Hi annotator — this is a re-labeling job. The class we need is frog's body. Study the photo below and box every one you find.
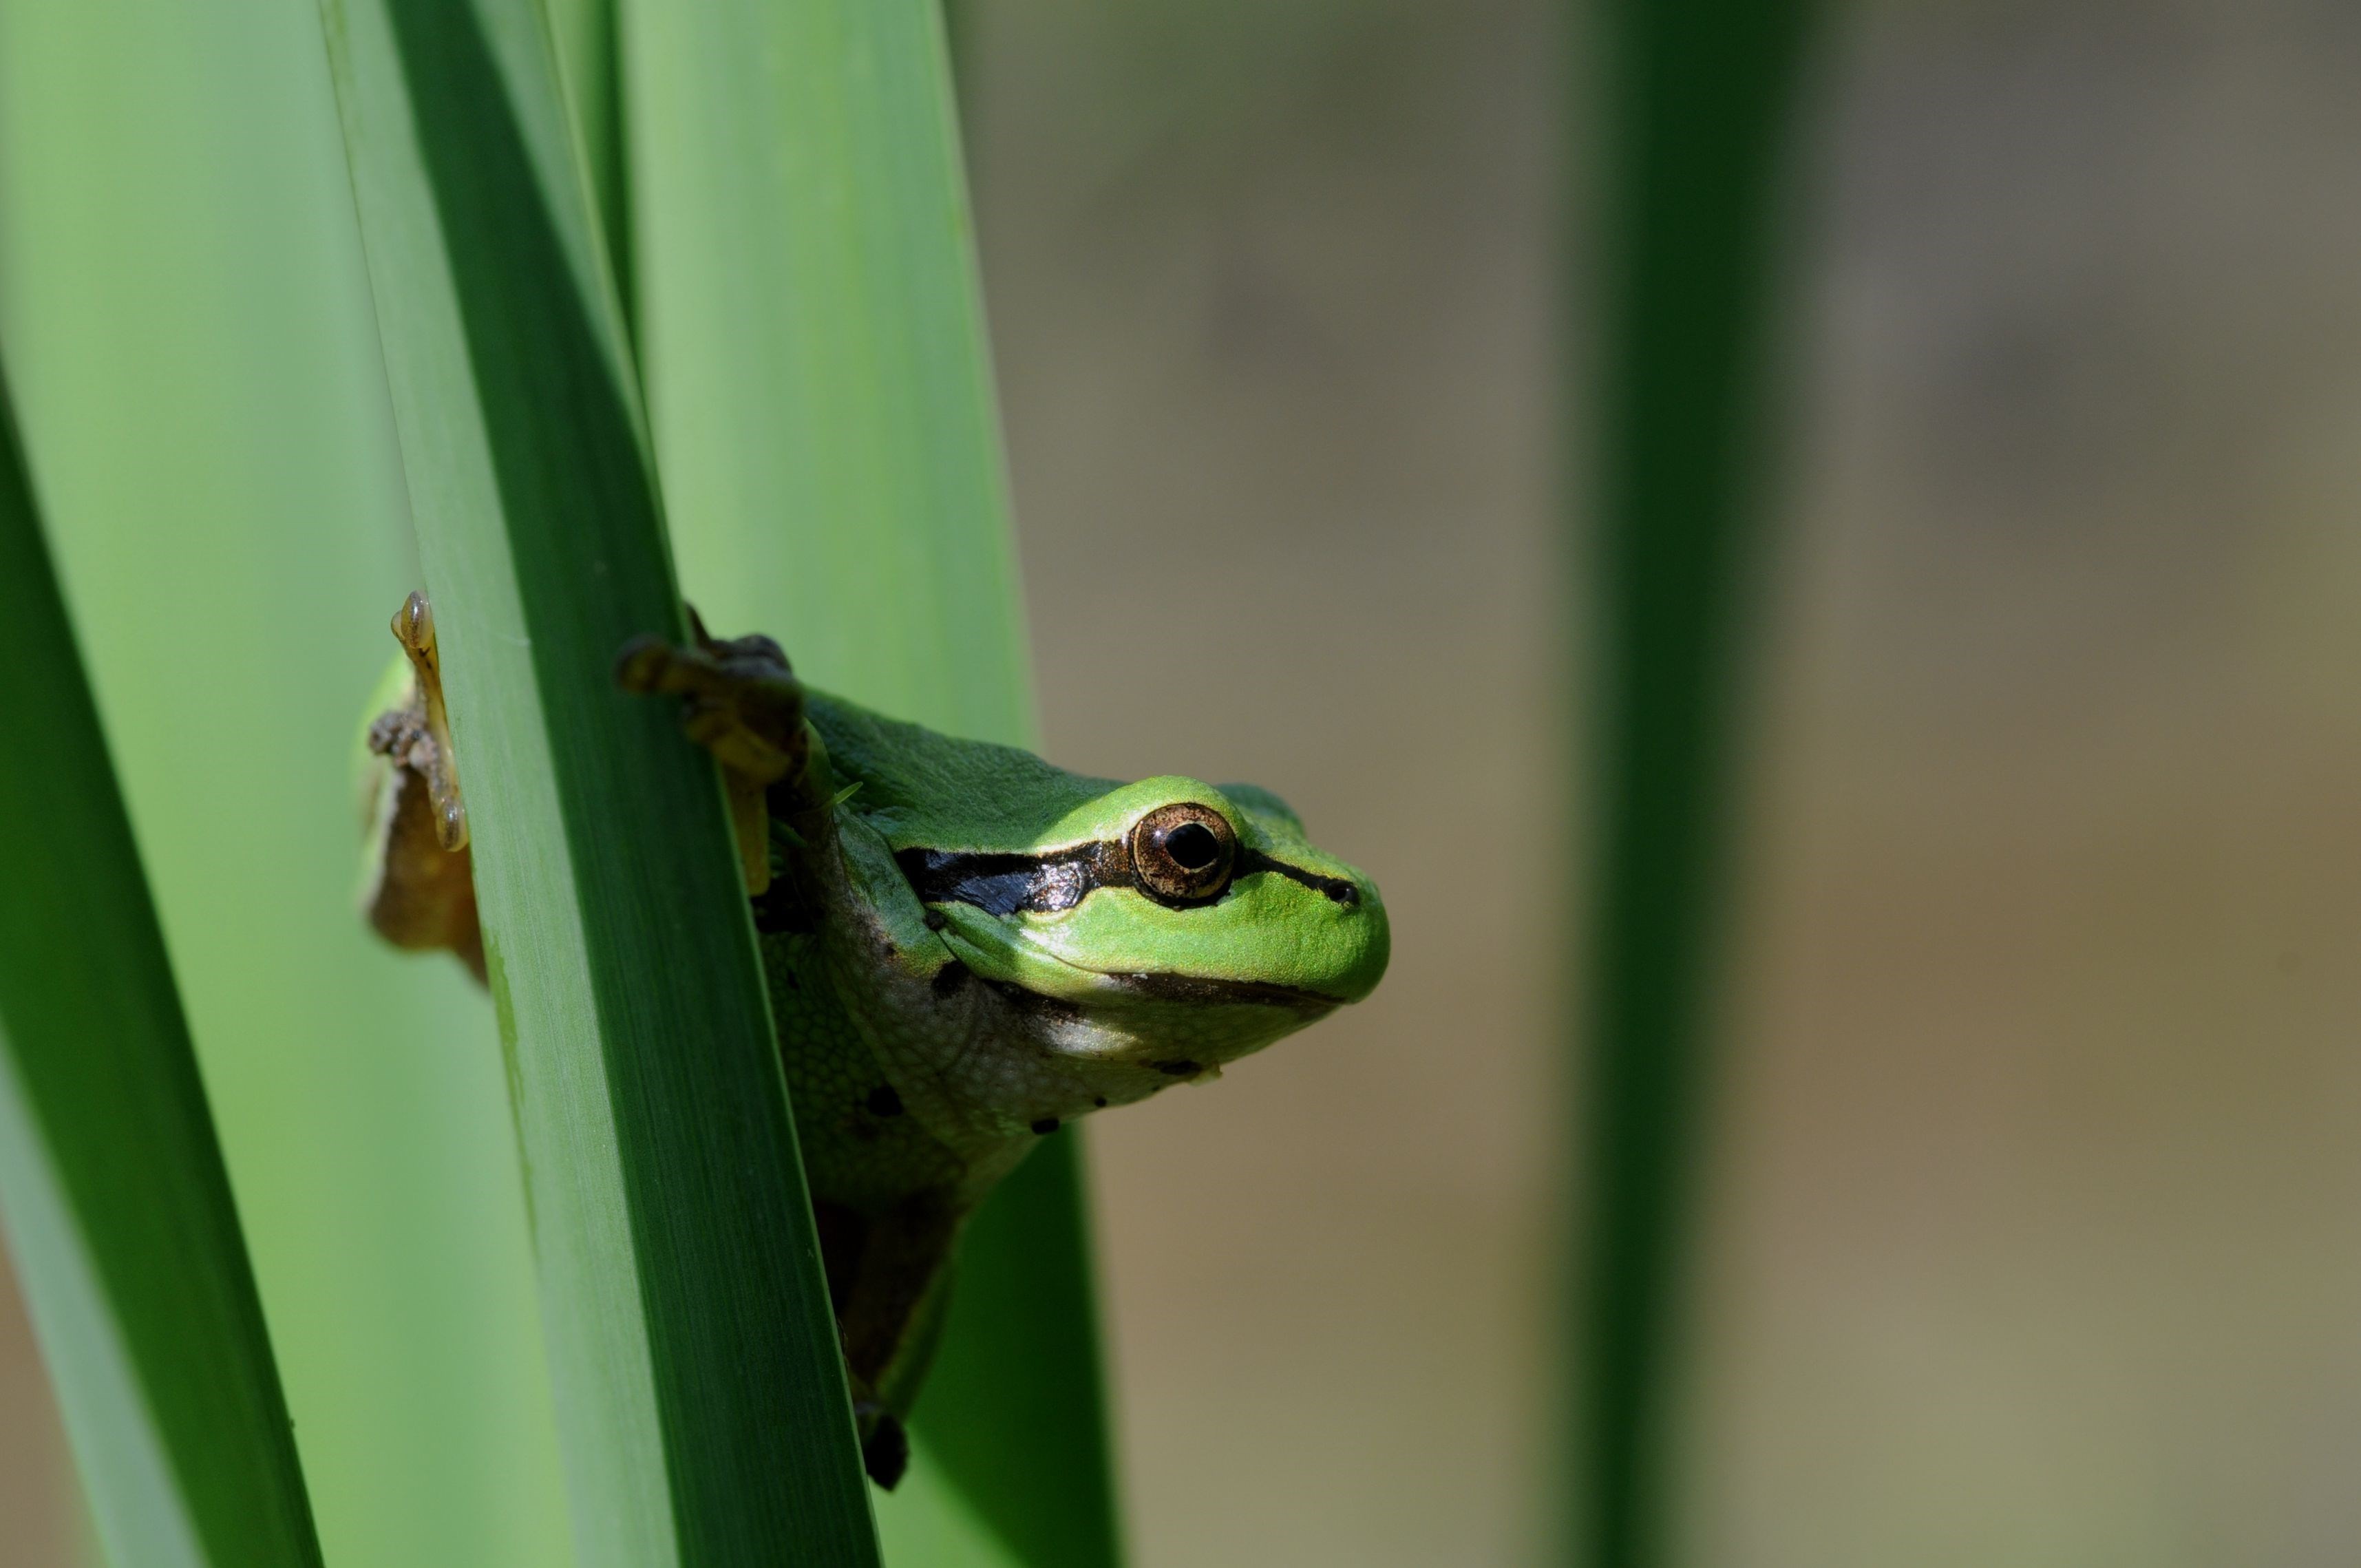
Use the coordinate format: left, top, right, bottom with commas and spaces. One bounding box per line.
359, 600, 1388, 1487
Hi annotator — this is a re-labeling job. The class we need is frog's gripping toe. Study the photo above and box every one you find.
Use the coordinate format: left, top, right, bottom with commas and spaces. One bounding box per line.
614, 613, 808, 787
616, 609, 817, 894
363, 591, 483, 981
384, 591, 468, 853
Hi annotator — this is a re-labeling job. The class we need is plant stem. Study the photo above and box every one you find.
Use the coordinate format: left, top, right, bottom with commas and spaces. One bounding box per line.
1570, 0, 1813, 1562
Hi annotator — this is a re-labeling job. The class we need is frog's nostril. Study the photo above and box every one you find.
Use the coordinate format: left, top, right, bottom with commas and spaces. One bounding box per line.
1326, 882, 1357, 907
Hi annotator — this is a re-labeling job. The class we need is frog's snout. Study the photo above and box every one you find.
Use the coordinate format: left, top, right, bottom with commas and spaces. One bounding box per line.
1319, 869, 1390, 1006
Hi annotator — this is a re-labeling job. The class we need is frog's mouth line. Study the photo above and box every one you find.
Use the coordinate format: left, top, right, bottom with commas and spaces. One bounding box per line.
929, 913, 1350, 1015
957, 951, 1347, 1017
1094, 971, 1344, 1013
894, 843, 1357, 918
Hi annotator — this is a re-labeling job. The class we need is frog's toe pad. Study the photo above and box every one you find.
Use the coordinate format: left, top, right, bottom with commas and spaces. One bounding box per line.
860, 1412, 910, 1490
614, 623, 806, 787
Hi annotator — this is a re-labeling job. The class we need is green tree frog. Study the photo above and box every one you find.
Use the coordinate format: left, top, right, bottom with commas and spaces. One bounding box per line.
358, 594, 1388, 1486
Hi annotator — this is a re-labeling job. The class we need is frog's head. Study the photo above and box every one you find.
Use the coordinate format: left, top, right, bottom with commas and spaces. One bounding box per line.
895, 775, 1388, 1074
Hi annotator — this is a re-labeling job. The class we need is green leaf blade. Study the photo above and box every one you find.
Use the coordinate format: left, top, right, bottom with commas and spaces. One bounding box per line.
1570, 0, 1813, 1562
0, 369, 324, 1568
626, 0, 1034, 741
0, 2, 576, 1555
909, 1138, 1122, 1568
319, 1, 881, 1561
623, 3, 1122, 1562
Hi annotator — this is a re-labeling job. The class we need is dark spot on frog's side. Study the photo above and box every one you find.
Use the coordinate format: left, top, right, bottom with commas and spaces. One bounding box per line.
865, 1085, 903, 1118
931, 959, 968, 997
1152, 1059, 1202, 1077
1030, 1118, 1060, 1135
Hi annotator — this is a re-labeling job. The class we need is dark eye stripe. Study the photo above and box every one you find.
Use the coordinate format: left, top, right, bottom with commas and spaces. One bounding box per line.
1238, 852, 1359, 906
893, 845, 1111, 915
893, 845, 1355, 914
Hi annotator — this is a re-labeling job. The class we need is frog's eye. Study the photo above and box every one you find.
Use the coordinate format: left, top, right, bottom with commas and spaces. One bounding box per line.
1128, 803, 1236, 906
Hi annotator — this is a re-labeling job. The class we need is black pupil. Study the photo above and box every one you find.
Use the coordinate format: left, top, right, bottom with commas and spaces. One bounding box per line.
1164, 821, 1222, 872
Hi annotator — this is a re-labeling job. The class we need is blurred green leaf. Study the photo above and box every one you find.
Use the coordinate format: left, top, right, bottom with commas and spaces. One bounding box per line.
0, 5, 573, 1562
1570, 0, 1812, 1564
0, 365, 322, 1568
624, 1, 1121, 1561
544, 0, 633, 348
904, 1137, 1120, 1568
319, 0, 880, 1560
624, 0, 1034, 730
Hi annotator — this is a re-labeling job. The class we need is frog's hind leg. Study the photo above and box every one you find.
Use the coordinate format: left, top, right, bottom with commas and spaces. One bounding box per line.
815, 1194, 962, 1489
615, 610, 820, 897
362, 592, 485, 982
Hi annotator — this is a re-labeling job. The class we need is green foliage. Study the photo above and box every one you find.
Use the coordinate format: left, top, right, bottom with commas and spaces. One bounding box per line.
911, 1138, 1122, 1567
319, 0, 879, 1560
1571, 0, 1813, 1563
0, 368, 322, 1567
1, 0, 1121, 1558
623, 2, 1122, 1562
625, 0, 1035, 729
0, 5, 573, 1560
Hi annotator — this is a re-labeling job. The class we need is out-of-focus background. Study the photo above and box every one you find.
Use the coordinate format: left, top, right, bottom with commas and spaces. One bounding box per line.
6, 0, 2361, 1564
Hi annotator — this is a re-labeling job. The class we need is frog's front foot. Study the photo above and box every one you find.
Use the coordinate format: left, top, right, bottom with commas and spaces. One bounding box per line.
376, 591, 467, 850
615, 609, 812, 894
363, 591, 484, 981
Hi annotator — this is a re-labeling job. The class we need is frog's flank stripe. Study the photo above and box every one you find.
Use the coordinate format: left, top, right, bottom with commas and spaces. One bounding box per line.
893, 845, 1358, 917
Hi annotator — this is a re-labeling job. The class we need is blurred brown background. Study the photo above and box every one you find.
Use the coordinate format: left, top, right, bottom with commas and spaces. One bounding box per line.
8, 0, 2361, 1562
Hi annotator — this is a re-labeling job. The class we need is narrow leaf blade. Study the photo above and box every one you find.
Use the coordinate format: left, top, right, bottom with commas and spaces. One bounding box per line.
624, 2, 1122, 1562
318, 1, 881, 1560
0, 367, 324, 1568
0, 7, 578, 1556
1570, 0, 1812, 1562
625, 0, 1035, 737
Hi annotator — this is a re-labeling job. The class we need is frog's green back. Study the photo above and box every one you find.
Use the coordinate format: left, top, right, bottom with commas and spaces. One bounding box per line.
806, 692, 1117, 851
